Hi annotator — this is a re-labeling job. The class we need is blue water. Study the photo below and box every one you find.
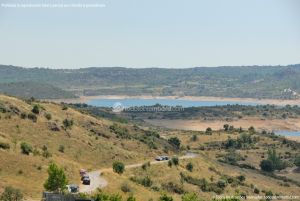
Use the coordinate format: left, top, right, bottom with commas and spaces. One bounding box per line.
87, 98, 259, 108
275, 131, 300, 137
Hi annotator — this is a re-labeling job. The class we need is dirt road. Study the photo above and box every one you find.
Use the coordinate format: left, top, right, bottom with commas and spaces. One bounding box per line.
79, 152, 197, 193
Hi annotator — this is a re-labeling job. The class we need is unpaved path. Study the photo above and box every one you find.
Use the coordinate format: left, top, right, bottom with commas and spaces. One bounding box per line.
79, 153, 197, 193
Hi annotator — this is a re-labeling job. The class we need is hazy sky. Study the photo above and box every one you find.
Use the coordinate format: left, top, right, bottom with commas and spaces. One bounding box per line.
0, 0, 299, 68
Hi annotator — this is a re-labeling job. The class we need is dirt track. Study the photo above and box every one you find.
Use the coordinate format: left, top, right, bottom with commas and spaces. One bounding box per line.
79, 153, 197, 193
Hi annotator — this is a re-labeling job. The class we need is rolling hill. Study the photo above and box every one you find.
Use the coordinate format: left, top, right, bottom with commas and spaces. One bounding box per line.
0, 94, 170, 199
0, 81, 76, 99
0, 64, 300, 99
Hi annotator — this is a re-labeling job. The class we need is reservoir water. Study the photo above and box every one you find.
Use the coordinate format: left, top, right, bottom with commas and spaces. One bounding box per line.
87, 98, 258, 108
275, 131, 300, 137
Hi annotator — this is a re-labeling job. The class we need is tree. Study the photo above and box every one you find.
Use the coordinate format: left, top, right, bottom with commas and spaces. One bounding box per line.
260, 160, 274, 172
168, 137, 181, 150
182, 193, 201, 201
248, 126, 255, 133
113, 161, 125, 174
44, 163, 68, 193
223, 124, 229, 131
20, 142, 33, 155
205, 127, 212, 135
191, 134, 198, 142
159, 194, 173, 201
267, 149, 286, 170
63, 119, 74, 129
294, 156, 300, 168
186, 162, 193, 172
0, 186, 23, 201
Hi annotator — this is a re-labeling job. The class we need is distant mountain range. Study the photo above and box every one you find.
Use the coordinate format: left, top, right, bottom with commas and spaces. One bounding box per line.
0, 64, 300, 99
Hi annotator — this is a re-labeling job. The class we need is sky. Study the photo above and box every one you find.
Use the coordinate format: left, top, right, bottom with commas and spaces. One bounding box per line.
0, 0, 299, 69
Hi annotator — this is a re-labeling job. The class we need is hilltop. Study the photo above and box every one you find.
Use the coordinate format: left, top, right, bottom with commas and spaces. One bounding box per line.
0, 64, 300, 99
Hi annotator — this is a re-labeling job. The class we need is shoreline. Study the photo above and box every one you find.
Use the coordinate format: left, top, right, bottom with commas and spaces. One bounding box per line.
51, 95, 300, 106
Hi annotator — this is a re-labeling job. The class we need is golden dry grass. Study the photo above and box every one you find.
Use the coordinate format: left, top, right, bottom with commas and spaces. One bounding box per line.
0, 95, 165, 199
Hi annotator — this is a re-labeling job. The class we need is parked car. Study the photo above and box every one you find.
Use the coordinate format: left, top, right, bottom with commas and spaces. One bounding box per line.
81, 174, 89, 181
80, 169, 87, 176
66, 184, 79, 193
82, 177, 91, 185
155, 156, 169, 161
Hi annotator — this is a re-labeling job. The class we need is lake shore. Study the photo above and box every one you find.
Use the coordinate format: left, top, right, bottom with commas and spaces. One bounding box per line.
51, 95, 300, 106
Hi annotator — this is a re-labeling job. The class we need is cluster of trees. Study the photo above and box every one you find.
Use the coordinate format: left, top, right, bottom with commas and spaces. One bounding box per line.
260, 149, 288, 172
224, 133, 257, 149
168, 137, 181, 150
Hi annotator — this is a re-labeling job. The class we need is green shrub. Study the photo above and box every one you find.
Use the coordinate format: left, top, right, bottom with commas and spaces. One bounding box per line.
20, 112, 27, 119
0, 142, 10, 150
63, 119, 74, 129
260, 160, 274, 172
236, 175, 245, 182
142, 162, 150, 170
294, 156, 300, 167
186, 162, 193, 172
32, 105, 40, 114
168, 137, 181, 149
126, 195, 136, 201
182, 193, 201, 201
217, 179, 227, 188
62, 105, 68, 110
0, 186, 23, 201
191, 135, 198, 142
58, 145, 65, 153
141, 176, 152, 187
120, 183, 131, 193
42, 150, 52, 158
159, 194, 173, 201
20, 142, 33, 155
162, 182, 184, 194
113, 161, 125, 174
171, 157, 179, 166
254, 187, 260, 194
110, 123, 130, 139
27, 113, 37, 122
44, 113, 52, 120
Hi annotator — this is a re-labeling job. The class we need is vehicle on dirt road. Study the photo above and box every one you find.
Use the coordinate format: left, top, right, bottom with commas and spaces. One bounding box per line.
66, 184, 79, 193
155, 156, 169, 161
82, 177, 91, 185
81, 174, 89, 181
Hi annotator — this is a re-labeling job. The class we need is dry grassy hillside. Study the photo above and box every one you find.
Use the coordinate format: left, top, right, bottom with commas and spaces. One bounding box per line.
98, 130, 300, 200
0, 95, 169, 199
